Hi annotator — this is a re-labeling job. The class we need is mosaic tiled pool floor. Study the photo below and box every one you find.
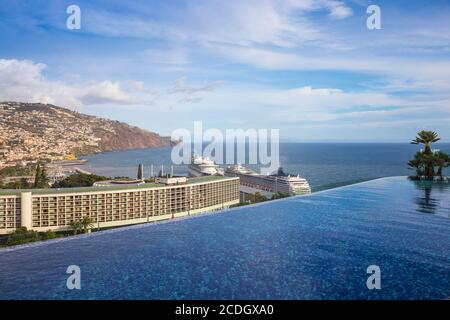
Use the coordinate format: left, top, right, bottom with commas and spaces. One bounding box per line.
0, 177, 449, 299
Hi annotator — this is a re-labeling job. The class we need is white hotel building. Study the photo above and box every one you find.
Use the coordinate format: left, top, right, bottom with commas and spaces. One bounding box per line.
0, 176, 240, 235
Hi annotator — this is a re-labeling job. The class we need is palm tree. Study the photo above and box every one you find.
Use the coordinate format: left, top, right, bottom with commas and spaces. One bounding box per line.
408, 152, 426, 177
68, 220, 83, 235
80, 216, 94, 233
421, 153, 436, 178
408, 159, 421, 177
410, 130, 440, 154
410, 131, 442, 178
435, 151, 450, 177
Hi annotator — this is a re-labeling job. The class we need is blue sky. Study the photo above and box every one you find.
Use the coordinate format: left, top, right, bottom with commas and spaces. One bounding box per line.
1, 0, 450, 142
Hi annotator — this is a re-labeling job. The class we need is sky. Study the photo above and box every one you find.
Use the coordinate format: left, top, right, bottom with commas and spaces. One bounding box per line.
0, 0, 449, 142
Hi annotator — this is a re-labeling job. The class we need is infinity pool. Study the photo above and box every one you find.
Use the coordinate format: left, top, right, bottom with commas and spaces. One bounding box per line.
0, 177, 449, 299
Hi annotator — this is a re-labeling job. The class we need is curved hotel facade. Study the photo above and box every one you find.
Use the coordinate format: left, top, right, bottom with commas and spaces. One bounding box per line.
0, 176, 240, 235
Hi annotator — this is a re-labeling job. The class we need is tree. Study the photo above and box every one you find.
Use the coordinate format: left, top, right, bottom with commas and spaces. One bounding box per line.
43, 230, 58, 239
34, 164, 41, 188
253, 192, 268, 203
410, 130, 440, 154
408, 153, 425, 177
6, 227, 39, 245
34, 163, 49, 188
68, 217, 94, 235
137, 163, 144, 180
52, 173, 109, 188
435, 151, 450, 178
20, 177, 30, 189
80, 216, 94, 233
68, 220, 83, 235
3, 227, 62, 246
271, 192, 290, 200
408, 131, 449, 179
39, 166, 49, 187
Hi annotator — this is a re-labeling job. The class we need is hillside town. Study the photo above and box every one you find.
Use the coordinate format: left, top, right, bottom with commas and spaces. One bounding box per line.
0, 101, 172, 171
0, 101, 106, 169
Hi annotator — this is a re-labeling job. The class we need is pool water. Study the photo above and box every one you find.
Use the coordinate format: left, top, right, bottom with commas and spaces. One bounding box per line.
0, 177, 449, 300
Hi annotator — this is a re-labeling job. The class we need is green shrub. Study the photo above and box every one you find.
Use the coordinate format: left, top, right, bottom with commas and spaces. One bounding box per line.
52, 173, 109, 188
5, 227, 62, 246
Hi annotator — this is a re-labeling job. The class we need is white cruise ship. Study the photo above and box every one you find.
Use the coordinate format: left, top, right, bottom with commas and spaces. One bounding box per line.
188, 155, 224, 177
225, 165, 311, 195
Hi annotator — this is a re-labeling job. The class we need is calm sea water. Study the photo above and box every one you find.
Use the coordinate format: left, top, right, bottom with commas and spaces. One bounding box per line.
81, 143, 450, 191
1, 177, 449, 299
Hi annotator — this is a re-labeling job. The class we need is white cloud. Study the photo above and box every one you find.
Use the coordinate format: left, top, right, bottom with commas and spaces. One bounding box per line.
0, 59, 227, 108
0, 59, 132, 107
208, 45, 450, 94
170, 84, 450, 131
71, 0, 353, 49
183, 0, 322, 47
325, 1, 353, 19
205, 85, 407, 113
167, 76, 225, 94
77, 81, 131, 105
127, 76, 226, 104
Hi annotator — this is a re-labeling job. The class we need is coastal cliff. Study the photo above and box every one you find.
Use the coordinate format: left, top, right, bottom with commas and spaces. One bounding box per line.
0, 101, 173, 165
93, 121, 173, 153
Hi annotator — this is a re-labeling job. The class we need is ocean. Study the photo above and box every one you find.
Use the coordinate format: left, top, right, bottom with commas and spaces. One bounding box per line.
80, 143, 450, 191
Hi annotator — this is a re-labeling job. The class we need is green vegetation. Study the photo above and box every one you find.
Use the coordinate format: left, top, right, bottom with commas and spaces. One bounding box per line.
250, 192, 269, 203
1, 227, 62, 246
0, 220, 96, 247
230, 202, 248, 208
0, 164, 35, 177
271, 192, 290, 200
1, 217, 97, 247
34, 163, 49, 188
52, 172, 109, 188
137, 163, 144, 180
68, 220, 83, 235
410, 130, 440, 154
114, 176, 132, 180
408, 130, 450, 179
0, 162, 48, 189
0, 178, 31, 189
68, 216, 94, 235
435, 151, 450, 177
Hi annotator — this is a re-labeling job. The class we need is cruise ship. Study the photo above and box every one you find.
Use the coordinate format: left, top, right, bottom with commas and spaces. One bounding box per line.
188, 154, 224, 177
225, 164, 311, 195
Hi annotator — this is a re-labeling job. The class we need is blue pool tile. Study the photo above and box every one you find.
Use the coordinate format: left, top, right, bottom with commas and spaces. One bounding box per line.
0, 177, 449, 299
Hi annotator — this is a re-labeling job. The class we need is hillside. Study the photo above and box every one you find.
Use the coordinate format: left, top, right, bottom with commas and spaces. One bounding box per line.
0, 101, 173, 167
